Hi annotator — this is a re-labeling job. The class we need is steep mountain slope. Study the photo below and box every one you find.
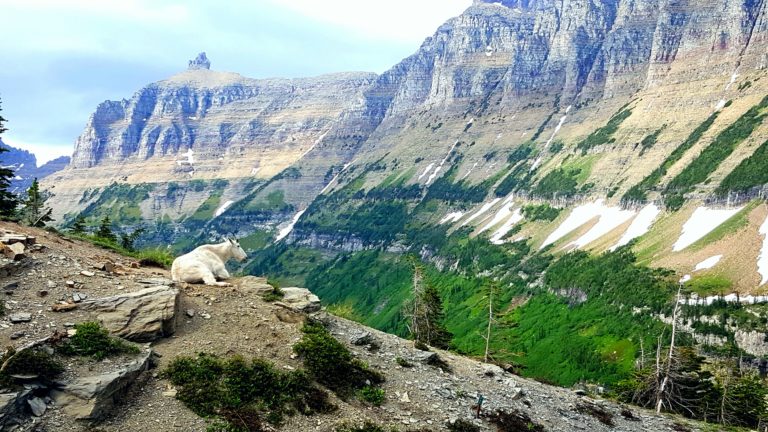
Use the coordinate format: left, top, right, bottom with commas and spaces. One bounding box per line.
39, 0, 768, 408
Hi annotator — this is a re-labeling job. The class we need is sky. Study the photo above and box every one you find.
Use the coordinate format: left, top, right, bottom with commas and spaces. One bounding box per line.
0, 0, 472, 164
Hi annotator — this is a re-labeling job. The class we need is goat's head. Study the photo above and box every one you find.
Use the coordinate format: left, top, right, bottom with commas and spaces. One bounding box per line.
227, 237, 247, 262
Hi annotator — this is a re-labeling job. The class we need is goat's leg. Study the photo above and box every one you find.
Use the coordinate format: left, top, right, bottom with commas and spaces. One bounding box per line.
202, 271, 231, 287
214, 267, 231, 280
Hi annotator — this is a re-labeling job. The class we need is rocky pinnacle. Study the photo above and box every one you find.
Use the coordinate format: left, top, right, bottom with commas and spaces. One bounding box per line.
188, 52, 211, 70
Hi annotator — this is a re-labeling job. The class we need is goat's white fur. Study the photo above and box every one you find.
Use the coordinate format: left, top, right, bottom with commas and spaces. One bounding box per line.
171, 238, 247, 286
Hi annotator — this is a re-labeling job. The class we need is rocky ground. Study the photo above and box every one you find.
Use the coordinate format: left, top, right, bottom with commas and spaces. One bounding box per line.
0, 222, 715, 432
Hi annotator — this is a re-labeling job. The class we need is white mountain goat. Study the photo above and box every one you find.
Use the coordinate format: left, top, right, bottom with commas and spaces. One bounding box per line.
171, 238, 247, 286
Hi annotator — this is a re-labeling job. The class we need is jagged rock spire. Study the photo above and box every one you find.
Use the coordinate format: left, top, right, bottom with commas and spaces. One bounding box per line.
188, 52, 211, 70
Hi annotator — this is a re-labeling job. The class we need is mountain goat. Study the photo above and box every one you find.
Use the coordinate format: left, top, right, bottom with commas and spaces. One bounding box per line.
171, 238, 247, 286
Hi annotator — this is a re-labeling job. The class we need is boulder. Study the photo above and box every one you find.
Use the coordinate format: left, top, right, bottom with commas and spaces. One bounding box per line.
79, 286, 179, 342
9, 313, 32, 323
27, 396, 46, 417
349, 330, 376, 346
51, 349, 152, 420
277, 287, 321, 313
234, 276, 275, 295
2, 242, 25, 261
0, 390, 32, 429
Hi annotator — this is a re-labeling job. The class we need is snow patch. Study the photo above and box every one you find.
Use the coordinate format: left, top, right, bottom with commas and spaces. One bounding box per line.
694, 255, 723, 272
320, 162, 353, 195
460, 162, 478, 181
251, 167, 260, 176
214, 200, 234, 218
462, 199, 502, 227
275, 210, 306, 243
418, 163, 435, 181
426, 167, 442, 185
611, 204, 661, 250
177, 148, 195, 166
758, 215, 768, 286
543, 105, 572, 149
440, 212, 465, 225
672, 206, 743, 252
426, 140, 460, 185
530, 157, 542, 171
490, 209, 524, 245
542, 200, 614, 249
715, 99, 727, 111
569, 206, 636, 249
479, 202, 515, 234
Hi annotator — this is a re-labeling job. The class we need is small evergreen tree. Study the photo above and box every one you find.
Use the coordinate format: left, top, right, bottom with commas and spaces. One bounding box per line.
19, 178, 53, 227
70, 215, 87, 235
0, 99, 18, 218
404, 259, 453, 350
96, 216, 117, 243
120, 226, 145, 251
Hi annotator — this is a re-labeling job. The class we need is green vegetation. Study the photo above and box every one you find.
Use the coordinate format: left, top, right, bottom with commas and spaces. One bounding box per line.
549, 140, 564, 153
622, 112, 720, 203
164, 353, 335, 430
0, 99, 19, 219
494, 163, 535, 197
717, 138, 768, 194
1, 348, 64, 385
522, 204, 561, 222
664, 96, 768, 209
532, 168, 583, 198
684, 274, 732, 296
507, 142, 536, 164
187, 192, 223, 222
19, 178, 54, 227
293, 321, 384, 396
576, 107, 632, 154
77, 182, 154, 225
638, 126, 665, 156
687, 201, 757, 250
358, 385, 386, 406
58, 322, 139, 360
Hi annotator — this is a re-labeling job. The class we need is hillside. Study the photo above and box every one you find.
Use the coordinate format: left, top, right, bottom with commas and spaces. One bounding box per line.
0, 222, 720, 431
33, 0, 768, 425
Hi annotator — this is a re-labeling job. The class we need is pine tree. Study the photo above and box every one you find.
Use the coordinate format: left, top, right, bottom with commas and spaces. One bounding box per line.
404, 258, 452, 350
70, 215, 87, 235
96, 216, 117, 243
0, 99, 19, 218
120, 226, 145, 251
20, 178, 53, 227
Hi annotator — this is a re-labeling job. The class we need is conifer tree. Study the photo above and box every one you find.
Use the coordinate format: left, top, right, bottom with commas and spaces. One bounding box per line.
405, 258, 452, 350
20, 178, 53, 227
70, 214, 87, 235
0, 99, 19, 218
96, 216, 117, 242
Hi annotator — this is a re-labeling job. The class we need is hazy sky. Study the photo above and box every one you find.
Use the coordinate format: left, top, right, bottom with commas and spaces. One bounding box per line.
0, 0, 471, 164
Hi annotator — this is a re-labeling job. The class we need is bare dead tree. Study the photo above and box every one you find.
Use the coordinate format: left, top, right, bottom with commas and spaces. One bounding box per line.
656, 283, 683, 413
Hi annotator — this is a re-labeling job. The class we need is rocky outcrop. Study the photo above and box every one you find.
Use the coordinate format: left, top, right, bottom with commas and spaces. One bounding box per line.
50, 349, 152, 420
277, 287, 321, 313
79, 285, 179, 342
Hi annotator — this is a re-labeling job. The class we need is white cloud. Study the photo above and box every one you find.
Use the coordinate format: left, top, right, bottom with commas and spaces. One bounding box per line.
265, 0, 471, 42
2, 135, 70, 165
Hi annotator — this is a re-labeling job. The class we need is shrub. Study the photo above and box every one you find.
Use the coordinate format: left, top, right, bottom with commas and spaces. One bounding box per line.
359, 385, 386, 406
1, 348, 64, 382
293, 321, 384, 396
164, 353, 335, 429
57, 321, 139, 360
135, 247, 174, 268
487, 410, 545, 432
446, 419, 480, 432
522, 204, 561, 222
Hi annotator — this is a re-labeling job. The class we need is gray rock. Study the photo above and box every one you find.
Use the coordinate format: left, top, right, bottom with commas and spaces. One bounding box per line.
278, 287, 321, 313
51, 349, 152, 420
406, 350, 438, 365
27, 396, 46, 417
79, 286, 179, 342
9, 313, 32, 323
137, 278, 174, 286
350, 330, 376, 346
0, 390, 32, 428
185, 309, 195, 318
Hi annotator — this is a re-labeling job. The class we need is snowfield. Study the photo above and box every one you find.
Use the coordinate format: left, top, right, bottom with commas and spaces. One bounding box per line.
490, 209, 523, 245
214, 200, 234, 218
611, 204, 661, 250
440, 212, 464, 225
672, 206, 743, 252
275, 210, 306, 243
694, 255, 723, 272
462, 198, 501, 227
759, 215, 768, 286
479, 202, 515, 234
569, 206, 636, 249
542, 200, 615, 249
418, 163, 435, 181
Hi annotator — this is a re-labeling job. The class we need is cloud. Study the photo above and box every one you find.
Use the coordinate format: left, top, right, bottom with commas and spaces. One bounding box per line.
1, 0, 473, 161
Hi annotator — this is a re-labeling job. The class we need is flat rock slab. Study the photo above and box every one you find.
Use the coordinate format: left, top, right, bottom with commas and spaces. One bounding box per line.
234, 276, 274, 295
279, 287, 321, 313
80, 285, 179, 342
9, 313, 32, 323
51, 349, 152, 421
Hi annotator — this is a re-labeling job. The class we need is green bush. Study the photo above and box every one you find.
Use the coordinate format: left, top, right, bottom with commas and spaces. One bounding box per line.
164, 353, 335, 429
135, 247, 174, 268
576, 108, 632, 154
1, 348, 64, 384
717, 138, 768, 194
532, 168, 581, 198
57, 321, 139, 360
522, 204, 561, 222
359, 385, 386, 406
293, 321, 384, 396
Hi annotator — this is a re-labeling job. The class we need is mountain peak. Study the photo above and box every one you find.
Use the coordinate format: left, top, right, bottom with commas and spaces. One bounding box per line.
187, 52, 211, 70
